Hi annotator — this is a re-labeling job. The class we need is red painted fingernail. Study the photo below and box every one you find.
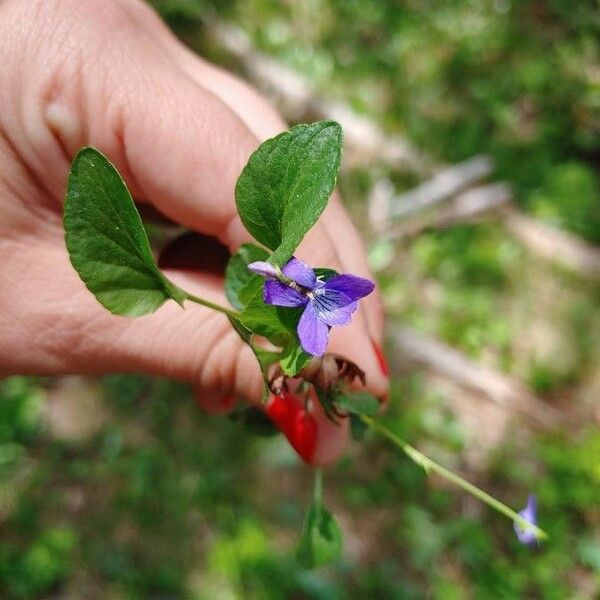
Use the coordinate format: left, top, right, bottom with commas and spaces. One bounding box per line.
266, 392, 298, 433
266, 392, 318, 465
371, 339, 390, 377
289, 409, 318, 464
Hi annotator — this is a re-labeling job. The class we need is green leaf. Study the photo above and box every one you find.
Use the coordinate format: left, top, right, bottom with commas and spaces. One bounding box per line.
64, 147, 185, 316
335, 392, 379, 416
239, 281, 300, 346
228, 315, 280, 399
349, 413, 368, 440
235, 121, 343, 265
240, 302, 291, 346
224, 243, 269, 309
314, 267, 338, 282
252, 345, 281, 374
228, 315, 252, 344
229, 313, 279, 369
237, 275, 264, 309
280, 342, 312, 376
296, 500, 343, 569
315, 387, 341, 423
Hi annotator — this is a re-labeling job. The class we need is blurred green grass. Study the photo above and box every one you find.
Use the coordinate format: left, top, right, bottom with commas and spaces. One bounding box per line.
2, 374, 599, 598
1, 1, 599, 598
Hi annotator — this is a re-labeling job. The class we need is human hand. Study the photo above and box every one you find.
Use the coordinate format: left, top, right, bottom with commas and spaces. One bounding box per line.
0, 0, 388, 464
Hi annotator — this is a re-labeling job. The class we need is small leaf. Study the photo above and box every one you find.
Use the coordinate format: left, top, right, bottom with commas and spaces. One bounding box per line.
235, 121, 342, 265
64, 147, 185, 316
296, 501, 343, 569
237, 275, 264, 309
335, 392, 379, 416
315, 386, 353, 424
240, 284, 298, 346
224, 243, 269, 309
349, 413, 368, 440
315, 387, 342, 423
280, 342, 312, 376
252, 345, 281, 374
228, 315, 280, 377
228, 315, 252, 343
314, 267, 338, 282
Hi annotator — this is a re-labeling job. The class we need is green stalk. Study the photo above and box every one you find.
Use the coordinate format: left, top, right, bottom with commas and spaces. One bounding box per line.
361, 415, 547, 541
313, 468, 324, 504
185, 292, 240, 318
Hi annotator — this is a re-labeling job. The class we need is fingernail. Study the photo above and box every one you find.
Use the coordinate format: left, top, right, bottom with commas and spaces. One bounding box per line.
370, 339, 390, 377
266, 392, 318, 465
290, 409, 318, 464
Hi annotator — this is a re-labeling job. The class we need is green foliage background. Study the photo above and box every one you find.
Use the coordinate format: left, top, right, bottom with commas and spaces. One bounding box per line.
1, 1, 599, 598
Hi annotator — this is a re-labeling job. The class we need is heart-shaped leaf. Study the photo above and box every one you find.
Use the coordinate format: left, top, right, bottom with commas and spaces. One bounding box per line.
239, 288, 293, 346
296, 500, 343, 569
224, 243, 269, 309
235, 121, 342, 265
280, 341, 312, 376
64, 147, 185, 316
335, 391, 379, 416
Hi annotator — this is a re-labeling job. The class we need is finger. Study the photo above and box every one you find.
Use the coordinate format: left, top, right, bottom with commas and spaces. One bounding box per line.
310, 394, 350, 467
152, 39, 388, 376
321, 195, 385, 341
86, 0, 385, 351
0, 233, 266, 402
194, 388, 237, 414
128, 23, 391, 397
289, 226, 389, 399
158, 231, 230, 275
112, 0, 288, 142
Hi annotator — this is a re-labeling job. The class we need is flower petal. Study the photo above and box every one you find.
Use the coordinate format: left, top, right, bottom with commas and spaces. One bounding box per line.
298, 302, 329, 356
514, 494, 538, 546
282, 258, 317, 289
320, 302, 358, 326
313, 291, 358, 326
248, 261, 279, 278
264, 280, 307, 307
324, 274, 375, 302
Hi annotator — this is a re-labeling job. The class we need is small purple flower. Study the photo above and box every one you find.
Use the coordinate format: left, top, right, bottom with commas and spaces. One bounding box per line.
248, 257, 375, 356
514, 494, 538, 546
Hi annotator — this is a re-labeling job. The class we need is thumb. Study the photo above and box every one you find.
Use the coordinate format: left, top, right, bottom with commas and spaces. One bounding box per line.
3, 1, 265, 390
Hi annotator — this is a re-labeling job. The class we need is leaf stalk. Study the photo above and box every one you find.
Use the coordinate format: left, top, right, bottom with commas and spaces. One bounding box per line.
361, 415, 548, 541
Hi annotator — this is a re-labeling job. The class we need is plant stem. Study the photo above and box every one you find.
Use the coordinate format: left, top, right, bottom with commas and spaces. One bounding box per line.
313, 468, 323, 505
361, 415, 548, 541
185, 292, 240, 318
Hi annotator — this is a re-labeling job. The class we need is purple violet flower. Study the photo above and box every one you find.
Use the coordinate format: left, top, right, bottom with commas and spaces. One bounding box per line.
248, 257, 375, 356
514, 494, 538, 546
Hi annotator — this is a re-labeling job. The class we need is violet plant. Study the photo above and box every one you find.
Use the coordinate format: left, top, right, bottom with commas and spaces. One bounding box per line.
247, 258, 375, 356
63, 120, 546, 568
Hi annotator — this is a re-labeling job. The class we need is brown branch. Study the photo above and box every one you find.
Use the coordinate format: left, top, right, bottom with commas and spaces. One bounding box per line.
379, 182, 512, 240
392, 326, 564, 430
504, 208, 600, 281
388, 155, 494, 219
